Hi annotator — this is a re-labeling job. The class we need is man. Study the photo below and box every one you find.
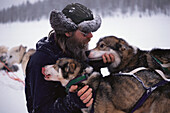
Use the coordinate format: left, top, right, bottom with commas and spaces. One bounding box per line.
25, 3, 114, 113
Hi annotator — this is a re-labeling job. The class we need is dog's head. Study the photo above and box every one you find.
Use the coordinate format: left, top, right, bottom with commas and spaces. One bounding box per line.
0, 46, 8, 64
42, 58, 93, 87
0, 45, 8, 56
87, 36, 138, 72
6, 45, 27, 66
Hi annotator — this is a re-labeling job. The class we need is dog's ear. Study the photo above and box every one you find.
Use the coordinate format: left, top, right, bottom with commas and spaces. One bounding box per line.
68, 62, 76, 74
58, 60, 76, 74
118, 39, 131, 51
18, 45, 27, 52
57, 59, 68, 68
62, 62, 76, 79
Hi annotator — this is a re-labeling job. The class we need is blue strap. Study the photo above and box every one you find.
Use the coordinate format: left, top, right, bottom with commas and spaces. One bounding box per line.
130, 80, 168, 113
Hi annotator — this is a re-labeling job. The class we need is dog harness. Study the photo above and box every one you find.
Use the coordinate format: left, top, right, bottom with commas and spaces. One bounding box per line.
152, 55, 170, 75
119, 67, 169, 113
130, 79, 168, 113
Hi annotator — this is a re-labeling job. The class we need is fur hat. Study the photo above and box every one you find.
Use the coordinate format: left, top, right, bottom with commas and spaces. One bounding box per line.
50, 3, 101, 34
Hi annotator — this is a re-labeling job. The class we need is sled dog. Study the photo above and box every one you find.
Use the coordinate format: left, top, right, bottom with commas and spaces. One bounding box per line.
6, 45, 35, 75
0, 45, 8, 69
42, 58, 170, 113
87, 36, 170, 79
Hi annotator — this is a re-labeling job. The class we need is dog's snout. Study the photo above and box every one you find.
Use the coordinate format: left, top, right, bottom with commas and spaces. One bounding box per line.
42, 67, 46, 76
85, 50, 90, 57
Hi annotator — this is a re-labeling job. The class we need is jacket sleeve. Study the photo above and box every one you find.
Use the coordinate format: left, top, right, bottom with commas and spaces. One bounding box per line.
25, 51, 86, 113
51, 92, 86, 113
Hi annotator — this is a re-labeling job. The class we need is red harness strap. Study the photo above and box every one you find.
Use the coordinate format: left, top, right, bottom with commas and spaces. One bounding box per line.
0, 60, 25, 85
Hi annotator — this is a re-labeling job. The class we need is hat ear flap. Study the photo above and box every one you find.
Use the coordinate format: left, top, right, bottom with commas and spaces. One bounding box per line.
78, 15, 102, 33
50, 10, 78, 33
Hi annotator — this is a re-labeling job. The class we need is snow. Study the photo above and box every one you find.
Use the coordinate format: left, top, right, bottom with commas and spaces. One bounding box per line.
0, 65, 27, 113
0, 15, 170, 113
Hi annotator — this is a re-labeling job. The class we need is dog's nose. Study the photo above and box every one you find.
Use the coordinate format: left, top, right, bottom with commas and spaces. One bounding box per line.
85, 50, 90, 57
42, 67, 46, 76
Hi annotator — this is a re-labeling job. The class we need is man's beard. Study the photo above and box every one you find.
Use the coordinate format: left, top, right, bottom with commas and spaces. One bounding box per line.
65, 37, 88, 61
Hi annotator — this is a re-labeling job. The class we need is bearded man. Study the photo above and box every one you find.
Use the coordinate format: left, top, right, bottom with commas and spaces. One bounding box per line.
25, 3, 114, 113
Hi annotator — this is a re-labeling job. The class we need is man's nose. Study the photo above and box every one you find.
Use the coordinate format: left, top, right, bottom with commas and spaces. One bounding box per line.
86, 32, 93, 38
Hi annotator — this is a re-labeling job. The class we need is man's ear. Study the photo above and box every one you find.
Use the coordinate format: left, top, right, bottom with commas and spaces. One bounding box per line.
65, 32, 73, 37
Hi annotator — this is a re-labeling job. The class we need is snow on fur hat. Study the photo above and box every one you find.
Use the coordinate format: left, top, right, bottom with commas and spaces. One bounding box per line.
50, 3, 101, 34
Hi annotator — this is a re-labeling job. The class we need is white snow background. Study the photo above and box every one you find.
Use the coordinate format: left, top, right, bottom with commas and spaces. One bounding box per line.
0, 14, 170, 113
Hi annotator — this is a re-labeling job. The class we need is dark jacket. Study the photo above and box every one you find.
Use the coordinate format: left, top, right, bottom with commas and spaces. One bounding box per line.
25, 35, 85, 113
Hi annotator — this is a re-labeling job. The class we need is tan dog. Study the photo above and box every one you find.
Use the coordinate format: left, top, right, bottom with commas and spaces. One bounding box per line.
6, 45, 35, 75
87, 36, 170, 79
0, 45, 8, 69
42, 58, 170, 113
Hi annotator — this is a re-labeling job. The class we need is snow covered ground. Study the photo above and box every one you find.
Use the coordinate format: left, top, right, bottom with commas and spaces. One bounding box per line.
0, 15, 170, 113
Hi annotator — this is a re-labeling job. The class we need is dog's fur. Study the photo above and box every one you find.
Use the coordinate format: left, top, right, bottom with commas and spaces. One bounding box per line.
87, 36, 170, 77
0, 45, 19, 72
42, 58, 170, 113
6, 45, 35, 74
0, 45, 8, 69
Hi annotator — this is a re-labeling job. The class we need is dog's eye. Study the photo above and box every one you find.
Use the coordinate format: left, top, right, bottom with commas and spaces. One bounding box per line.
116, 43, 122, 49
100, 44, 105, 48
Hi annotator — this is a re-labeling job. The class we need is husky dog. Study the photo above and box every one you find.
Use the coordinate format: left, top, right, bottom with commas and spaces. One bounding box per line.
87, 36, 170, 79
0, 45, 19, 72
6, 45, 35, 74
0, 45, 8, 69
42, 58, 170, 113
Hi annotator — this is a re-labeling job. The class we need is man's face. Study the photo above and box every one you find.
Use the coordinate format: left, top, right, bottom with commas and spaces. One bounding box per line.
65, 29, 93, 61
71, 30, 93, 48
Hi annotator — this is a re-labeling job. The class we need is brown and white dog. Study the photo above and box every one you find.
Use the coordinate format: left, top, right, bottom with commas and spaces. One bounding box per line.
42, 58, 170, 113
87, 36, 170, 80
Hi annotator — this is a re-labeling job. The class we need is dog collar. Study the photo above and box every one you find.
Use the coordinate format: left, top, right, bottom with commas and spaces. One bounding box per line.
66, 74, 88, 92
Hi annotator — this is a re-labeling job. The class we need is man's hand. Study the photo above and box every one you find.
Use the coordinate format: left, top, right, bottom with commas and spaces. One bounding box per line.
69, 85, 93, 107
102, 53, 115, 63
